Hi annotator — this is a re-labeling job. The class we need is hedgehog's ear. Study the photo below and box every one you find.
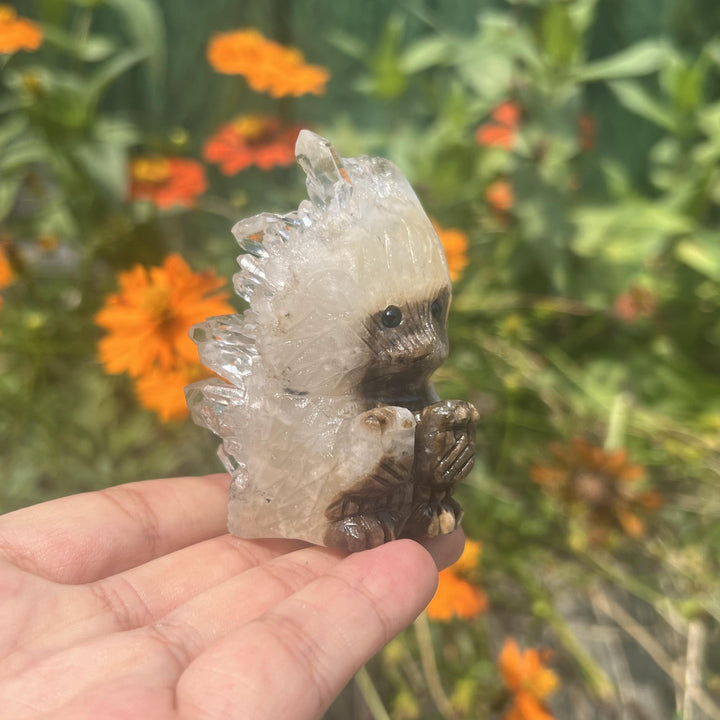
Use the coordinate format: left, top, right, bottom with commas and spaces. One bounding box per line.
295, 130, 353, 210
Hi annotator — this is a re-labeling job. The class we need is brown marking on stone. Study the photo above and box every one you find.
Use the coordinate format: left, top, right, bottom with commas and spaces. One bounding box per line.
323, 457, 413, 550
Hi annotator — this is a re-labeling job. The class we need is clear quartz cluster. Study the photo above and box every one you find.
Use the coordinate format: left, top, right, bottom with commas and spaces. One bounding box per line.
186, 130, 479, 551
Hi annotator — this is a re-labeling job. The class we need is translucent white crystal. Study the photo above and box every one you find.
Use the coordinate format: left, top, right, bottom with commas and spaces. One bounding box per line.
186, 130, 476, 551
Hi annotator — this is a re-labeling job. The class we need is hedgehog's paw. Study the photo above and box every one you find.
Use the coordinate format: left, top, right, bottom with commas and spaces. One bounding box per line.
324, 513, 386, 552
402, 496, 464, 539
414, 400, 480, 487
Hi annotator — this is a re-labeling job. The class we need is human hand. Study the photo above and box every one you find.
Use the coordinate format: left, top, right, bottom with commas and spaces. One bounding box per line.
0, 473, 464, 719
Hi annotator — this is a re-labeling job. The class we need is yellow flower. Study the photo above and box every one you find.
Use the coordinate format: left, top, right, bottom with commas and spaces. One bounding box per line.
95, 254, 234, 378
499, 638, 559, 720
426, 539, 487, 622
0, 5, 43, 55
207, 28, 329, 97
432, 220, 469, 283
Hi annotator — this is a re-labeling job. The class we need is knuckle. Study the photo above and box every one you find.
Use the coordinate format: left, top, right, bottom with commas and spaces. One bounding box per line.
146, 618, 203, 673
100, 485, 163, 555
88, 575, 152, 631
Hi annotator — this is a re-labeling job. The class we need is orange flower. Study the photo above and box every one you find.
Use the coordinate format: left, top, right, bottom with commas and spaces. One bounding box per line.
0, 244, 14, 289
485, 180, 514, 213
499, 638, 558, 720
426, 539, 488, 622
204, 115, 301, 175
432, 220, 469, 282
531, 437, 661, 541
0, 5, 42, 55
475, 100, 520, 150
134, 363, 208, 421
613, 285, 656, 322
207, 28, 329, 97
129, 157, 206, 209
95, 254, 234, 378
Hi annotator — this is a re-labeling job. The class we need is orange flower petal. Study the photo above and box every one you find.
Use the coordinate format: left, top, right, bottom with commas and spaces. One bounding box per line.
617, 509, 645, 538
0, 6, 43, 54
499, 638, 559, 704
531, 465, 568, 486
452, 538, 482, 574
134, 364, 208, 422
512, 691, 557, 720
485, 180, 514, 212
203, 116, 300, 175
129, 157, 206, 209
493, 100, 521, 128
475, 123, 515, 150
432, 220, 469, 282
95, 254, 234, 379
0, 244, 15, 288
499, 638, 525, 693
426, 569, 487, 622
207, 28, 328, 97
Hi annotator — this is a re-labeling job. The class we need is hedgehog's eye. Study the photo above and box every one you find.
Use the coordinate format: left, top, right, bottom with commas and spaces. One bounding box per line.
431, 298, 443, 319
381, 305, 402, 328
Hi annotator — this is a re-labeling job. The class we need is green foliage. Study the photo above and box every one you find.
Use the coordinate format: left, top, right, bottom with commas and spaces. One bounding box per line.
2, 1, 720, 718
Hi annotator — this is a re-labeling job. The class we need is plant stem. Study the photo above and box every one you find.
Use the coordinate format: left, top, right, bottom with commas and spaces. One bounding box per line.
513, 561, 615, 701
355, 665, 391, 720
604, 392, 630, 451
544, 602, 616, 701
414, 611, 455, 719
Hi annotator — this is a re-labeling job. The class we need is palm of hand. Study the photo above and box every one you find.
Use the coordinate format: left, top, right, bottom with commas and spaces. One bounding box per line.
0, 474, 462, 719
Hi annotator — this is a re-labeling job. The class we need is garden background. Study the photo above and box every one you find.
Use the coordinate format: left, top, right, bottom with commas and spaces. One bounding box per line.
2, 0, 720, 718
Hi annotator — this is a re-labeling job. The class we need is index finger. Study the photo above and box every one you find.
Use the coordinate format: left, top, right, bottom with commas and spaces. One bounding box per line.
0, 473, 230, 584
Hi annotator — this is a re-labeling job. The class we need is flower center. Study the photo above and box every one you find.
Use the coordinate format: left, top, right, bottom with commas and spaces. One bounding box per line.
143, 285, 174, 327
131, 158, 172, 185
574, 471, 613, 507
0, 6, 17, 23
232, 115, 276, 144
21, 70, 42, 95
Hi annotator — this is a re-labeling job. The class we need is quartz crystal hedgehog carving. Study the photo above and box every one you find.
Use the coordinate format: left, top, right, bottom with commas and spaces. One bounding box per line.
186, 130, 479, 552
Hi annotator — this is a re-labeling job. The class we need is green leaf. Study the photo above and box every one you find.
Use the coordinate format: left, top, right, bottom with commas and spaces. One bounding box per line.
705, 38, 720, 69
456, 44, 515, 100
370, 16, 407, 99
0, 137, 48, 172
327, 30, 367, 61
86, 48, 148, 109
0, 116, 29, 149
662, 54, 706, 114
104, 0, 165, 89
0, 177, 21, 222
676, 235, 720, 281
41, 26, 117, 61
94, 117, 139, 146
0, 96, 26, 115
608, 80, 676, 130
541, 4, 578, 66
698, 102, 720, 141
573, 203, 690, 263
567, 0, 600, 38
574, 40, 667, 82
399, 36, 450, 74
70, 139, 128, 200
